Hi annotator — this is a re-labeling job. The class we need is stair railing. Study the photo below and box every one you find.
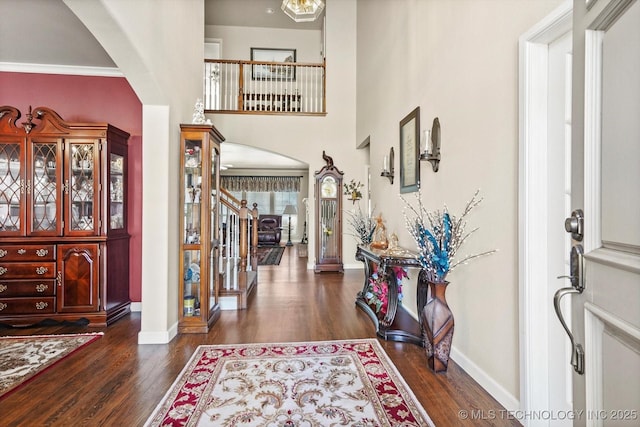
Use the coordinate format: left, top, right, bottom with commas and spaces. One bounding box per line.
220, 189, 258, 291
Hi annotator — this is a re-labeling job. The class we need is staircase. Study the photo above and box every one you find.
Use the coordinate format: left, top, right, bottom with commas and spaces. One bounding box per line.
218, 189, 259, 310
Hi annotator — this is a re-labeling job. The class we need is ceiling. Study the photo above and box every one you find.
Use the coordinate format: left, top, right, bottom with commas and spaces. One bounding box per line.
0, 0, 318, 171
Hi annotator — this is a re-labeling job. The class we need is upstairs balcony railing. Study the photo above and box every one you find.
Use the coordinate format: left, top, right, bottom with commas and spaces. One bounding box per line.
204, 59, 326, 115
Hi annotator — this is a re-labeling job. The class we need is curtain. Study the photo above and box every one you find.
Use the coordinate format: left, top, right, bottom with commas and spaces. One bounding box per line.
221, 176, 301, 192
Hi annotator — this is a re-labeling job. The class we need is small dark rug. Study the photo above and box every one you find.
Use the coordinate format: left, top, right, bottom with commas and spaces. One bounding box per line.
256, 246, 285, 265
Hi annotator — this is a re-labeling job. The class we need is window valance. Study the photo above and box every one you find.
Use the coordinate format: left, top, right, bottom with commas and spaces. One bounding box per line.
221, 176, 301, 192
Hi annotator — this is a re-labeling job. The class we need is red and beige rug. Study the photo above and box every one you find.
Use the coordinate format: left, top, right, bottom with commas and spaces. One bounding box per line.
0, 332, 103, 400
146, 338, 434, 426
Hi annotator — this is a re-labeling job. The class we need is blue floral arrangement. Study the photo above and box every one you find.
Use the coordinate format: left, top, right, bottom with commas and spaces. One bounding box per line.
401, 190, 496, 283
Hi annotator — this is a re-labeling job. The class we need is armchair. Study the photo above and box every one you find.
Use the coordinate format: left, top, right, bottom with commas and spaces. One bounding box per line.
257, 214, 282, 246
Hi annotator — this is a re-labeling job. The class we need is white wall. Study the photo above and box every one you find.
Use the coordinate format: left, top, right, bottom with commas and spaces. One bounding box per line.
66, 0, 207, 343
356, 0, 563, 408
207, 0, 363, 268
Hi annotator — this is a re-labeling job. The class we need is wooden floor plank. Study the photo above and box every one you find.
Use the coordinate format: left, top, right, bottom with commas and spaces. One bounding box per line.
0, 247, 521, 426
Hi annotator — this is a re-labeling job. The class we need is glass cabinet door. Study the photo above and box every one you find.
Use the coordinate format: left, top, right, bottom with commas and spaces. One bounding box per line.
109, 153, 125, 230
182, 139, 202, 318
208, 144, 219, 317
30, 140, 60, 235
319, 176, 339, 260
183, 249, 202, 317
68, 142, 97, 234
183, 140, 202, 245
0, 142, 23, 234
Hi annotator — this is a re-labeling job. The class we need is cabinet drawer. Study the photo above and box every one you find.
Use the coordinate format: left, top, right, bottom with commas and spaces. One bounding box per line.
0, 262, 56, 279
0, 297, 56, 315
0, 245, 56, 261
0, 280, 56, 297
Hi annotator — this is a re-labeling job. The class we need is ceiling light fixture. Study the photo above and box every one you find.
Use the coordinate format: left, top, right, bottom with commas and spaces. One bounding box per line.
281, 0, 325, 23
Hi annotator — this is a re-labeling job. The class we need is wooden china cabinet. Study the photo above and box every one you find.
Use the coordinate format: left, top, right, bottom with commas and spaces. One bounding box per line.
0, 106, 130, 326
314, 151, 344, 273
178, 124, 224, 333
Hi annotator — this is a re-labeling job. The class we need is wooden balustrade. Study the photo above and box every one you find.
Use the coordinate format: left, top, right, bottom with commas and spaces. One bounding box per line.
204, 59, 326, 115
219, 188, 258, 309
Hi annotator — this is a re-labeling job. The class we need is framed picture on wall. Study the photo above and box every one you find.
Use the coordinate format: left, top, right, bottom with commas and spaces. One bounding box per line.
250, 48, 296, 81
399, 107, 420, 193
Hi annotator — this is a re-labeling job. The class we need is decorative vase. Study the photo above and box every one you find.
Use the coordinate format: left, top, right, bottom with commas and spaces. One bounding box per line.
421, 280, 454, 373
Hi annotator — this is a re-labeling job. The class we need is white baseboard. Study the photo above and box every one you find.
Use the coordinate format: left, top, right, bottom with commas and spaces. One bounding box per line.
305, 262, 363, 270
130, 302, 142, 312
219, 296, 238, 311
137, 321, 178, 344
450, 346, 520, 412
343, 263, 364, 270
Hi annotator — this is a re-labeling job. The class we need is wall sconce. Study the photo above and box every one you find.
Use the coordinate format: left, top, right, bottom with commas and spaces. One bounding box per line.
380, 147, 394, 184
420, 117, 441, 172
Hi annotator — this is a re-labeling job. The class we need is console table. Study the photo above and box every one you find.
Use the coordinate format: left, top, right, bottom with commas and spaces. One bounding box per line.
355, 245, 429, 346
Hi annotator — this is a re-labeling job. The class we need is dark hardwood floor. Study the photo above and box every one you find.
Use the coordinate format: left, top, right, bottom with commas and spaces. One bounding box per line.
0, 247, 521, 426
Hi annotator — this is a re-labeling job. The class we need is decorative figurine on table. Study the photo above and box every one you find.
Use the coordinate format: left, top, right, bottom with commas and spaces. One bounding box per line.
386, 232, 409, 256
370, 214, 389, 250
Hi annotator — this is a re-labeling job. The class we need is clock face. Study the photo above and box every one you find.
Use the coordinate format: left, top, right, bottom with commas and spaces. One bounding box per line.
321, 176, 337, 198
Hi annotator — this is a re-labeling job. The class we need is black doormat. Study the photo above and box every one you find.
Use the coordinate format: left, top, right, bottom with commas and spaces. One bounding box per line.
256, 246, 285, 265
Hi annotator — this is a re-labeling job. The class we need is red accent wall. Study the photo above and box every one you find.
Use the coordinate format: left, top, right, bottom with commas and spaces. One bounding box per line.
1, 72, 143, 302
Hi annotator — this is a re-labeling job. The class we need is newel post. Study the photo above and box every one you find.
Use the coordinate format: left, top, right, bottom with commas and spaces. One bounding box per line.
239, 200, 248, 271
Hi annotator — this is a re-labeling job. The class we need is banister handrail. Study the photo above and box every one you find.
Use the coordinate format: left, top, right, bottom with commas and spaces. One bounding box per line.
219, 189, 258, 276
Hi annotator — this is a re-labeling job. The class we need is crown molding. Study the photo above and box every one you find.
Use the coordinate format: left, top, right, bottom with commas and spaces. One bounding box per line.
0, 62, 122, 77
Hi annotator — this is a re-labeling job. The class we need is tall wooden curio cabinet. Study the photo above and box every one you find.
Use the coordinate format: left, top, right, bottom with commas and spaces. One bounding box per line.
178, 124, 224, 333
314, 152, 344, 273
0, 106, 130, 326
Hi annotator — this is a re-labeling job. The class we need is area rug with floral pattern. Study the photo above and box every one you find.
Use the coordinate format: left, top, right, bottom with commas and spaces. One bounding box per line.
0, 332, 103, 400
145, 338, 434, 426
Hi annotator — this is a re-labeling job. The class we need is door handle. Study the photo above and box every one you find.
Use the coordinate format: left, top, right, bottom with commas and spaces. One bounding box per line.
553, 286, 585, 375
553, 244, 585, 375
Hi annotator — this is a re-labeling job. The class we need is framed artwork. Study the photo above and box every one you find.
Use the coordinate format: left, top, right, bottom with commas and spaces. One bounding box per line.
399, 107, 420, 193
250, 48, 296, 81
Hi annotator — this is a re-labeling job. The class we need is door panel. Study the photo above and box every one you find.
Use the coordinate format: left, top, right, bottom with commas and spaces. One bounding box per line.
572, 0, 640, 425
57, 243, 99, 312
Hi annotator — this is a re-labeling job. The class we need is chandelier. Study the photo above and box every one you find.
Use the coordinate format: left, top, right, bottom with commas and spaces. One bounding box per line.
281, 0, 325, 23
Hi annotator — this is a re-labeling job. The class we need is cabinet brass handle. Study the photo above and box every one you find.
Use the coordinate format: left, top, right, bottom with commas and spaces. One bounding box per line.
35, 283, 48, 292
35, 301, 48, 310
0, 284, 7, 293
35, 266, 48, 275
0, 249, 6, 258
36, 249, 49, 257
17, 249, 26, 254
0, 302, 7, 311
0, 267, 7, 276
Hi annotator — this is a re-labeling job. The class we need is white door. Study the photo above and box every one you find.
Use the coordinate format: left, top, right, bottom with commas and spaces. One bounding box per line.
561, 0, 640, 425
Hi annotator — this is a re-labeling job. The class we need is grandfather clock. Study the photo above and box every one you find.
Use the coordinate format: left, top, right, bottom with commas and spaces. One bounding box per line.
314, 151, 344, 273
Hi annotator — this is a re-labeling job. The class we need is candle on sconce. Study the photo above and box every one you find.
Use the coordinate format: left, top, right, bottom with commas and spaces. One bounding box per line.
383, 155, 388, 172
422, 129, 431, 155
